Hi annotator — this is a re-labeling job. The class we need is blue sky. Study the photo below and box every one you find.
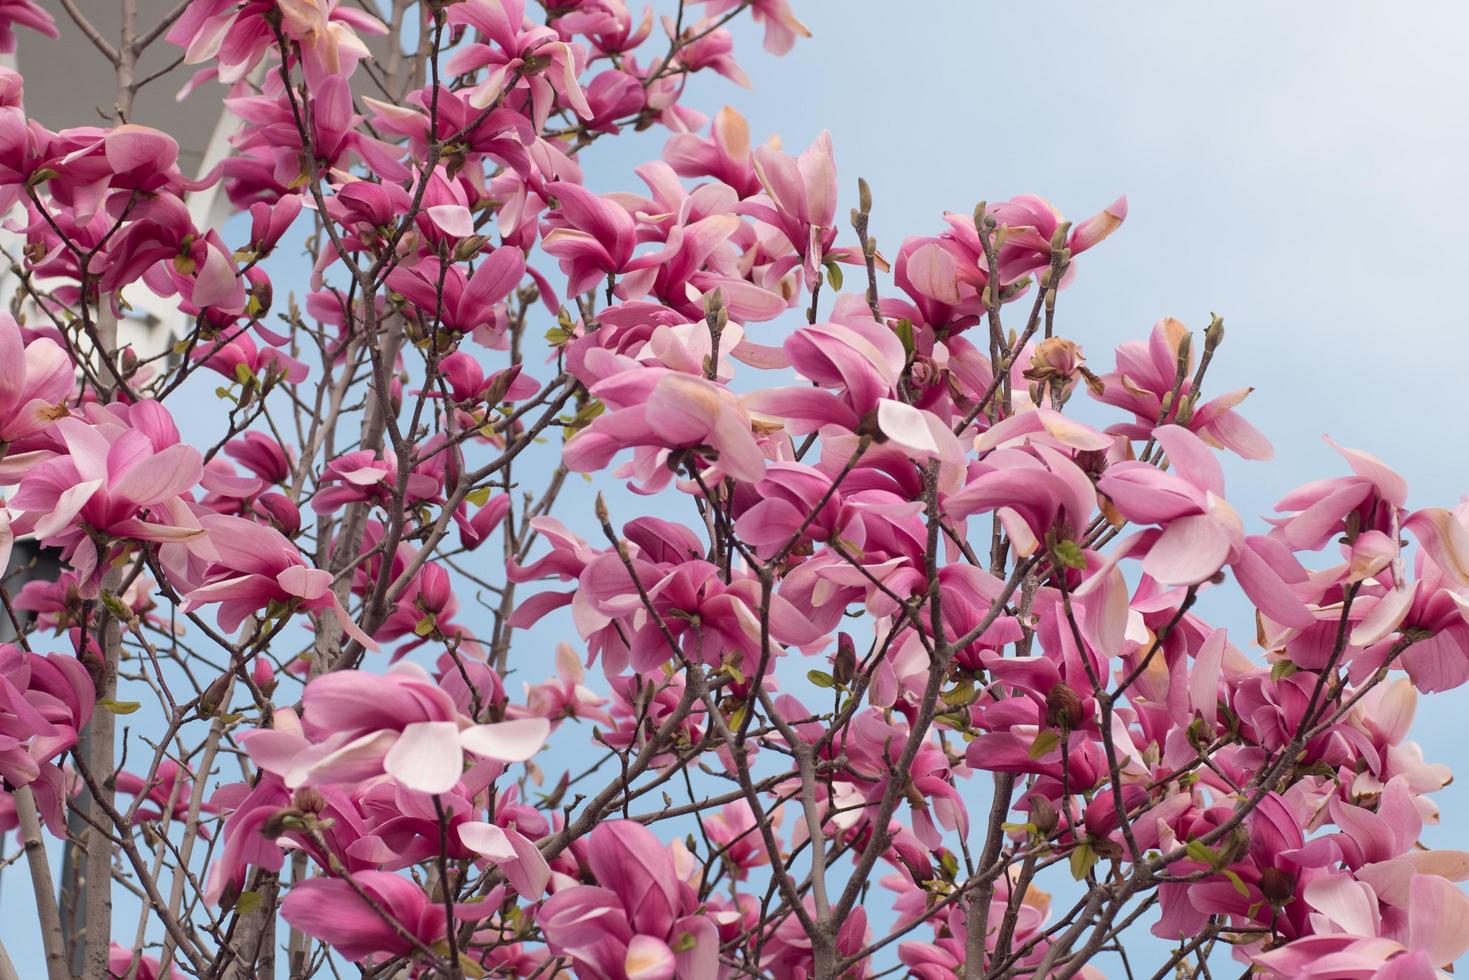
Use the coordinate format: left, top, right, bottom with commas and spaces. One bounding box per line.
7, 1, 1469, 974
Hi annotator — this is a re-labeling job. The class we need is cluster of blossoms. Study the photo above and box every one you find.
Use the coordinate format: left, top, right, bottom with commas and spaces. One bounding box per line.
0, 1, 1467, 978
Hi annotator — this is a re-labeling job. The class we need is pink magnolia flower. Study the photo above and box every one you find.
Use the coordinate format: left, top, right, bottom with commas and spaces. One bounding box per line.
0, 0, 55, 53
1098, 424, 1314, 627
0, 311, 73, 444
537, 820, 719, 980
703, 0, 809, 55
886, 194, 1126, 331
1093, 317, 1272, 460
664, 105, 763, 197
739, 130, 839, 286
282, 870, 446, 965
246, 195, 303, 258
1252, 871, 1469, 978
665, 18, 748, 87
224, 431, 293, 486
310, 446, 446, 516
703, 799, 777, 880
114, 760, 218, 827
179, 513, 378, 649
522, 642, 611, 728
8, 408, 206, 595
107, 943, 181, 980
564, 368, 768, 486
226, 76, 407, 197
761, 899, 871, 979
167, 0, 386, 88
238, 662, 549, 795
0, 643, 93, 792
384, 247, 527, 337
540, 181, 638, 296
445, 0, 593, 129
192, 327, 309, 386
557, 1, 655, 57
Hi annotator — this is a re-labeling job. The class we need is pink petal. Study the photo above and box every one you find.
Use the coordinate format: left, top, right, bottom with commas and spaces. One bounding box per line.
383, 721, 464, 794
1409, 873, 1469, 966
876, 399, 939, 458
459, 717, 549, 763
624, 935, 676, 980
458, 821, 551, 899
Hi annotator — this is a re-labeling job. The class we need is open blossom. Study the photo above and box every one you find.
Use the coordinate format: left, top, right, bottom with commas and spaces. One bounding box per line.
180, 514, 379, 649
7, 408, 206, 595
0, 644, 92, 794
538, 820, 719, 979
1093, 316, 1272, 459
887, 194, 1126, 331
445, 0, 593, 127
0, 312, 73, 445
522, 642, 611, 727
238, 662, 549, 795
740, 130, 839, 286
167, 0, 386, 87
1099, 424, 1315, 627
540, 181, 638, 295
282, 871, 447, 964
564, 368, 768, 486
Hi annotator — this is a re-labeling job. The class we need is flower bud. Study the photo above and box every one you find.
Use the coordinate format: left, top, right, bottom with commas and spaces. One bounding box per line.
251, 657, 277, 697
833, 632, 856, 687
1174, 332, 1192, 375
198, 671, 232, 718
1028, 793, 1059, 836
1258, 867, 1294, 906
1023, 337, 1085, 384
858, 177, 872, 215
1204, 314, 1225, 352
453, 235, 488, 262
1045, 683, 1085, 731
293, 787, 327, 813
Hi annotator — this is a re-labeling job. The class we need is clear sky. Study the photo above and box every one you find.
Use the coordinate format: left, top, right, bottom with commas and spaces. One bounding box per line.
6, 1, 1469, 974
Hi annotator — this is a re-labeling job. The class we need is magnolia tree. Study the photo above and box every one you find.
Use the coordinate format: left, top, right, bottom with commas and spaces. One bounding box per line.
1, 1, 1467, 979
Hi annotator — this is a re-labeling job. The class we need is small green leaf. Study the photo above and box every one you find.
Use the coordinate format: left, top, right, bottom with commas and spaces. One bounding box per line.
414, 615, 437, 637
1222, 868, 1249, 898
1270, 659, 1298, 682
234, 890, 263, 915
823, 259, 844, 291
466, 486, 492, 507
1052, 539, 1087, 570
98, 699, 142, 715
1028, 729, 1062, 760
894, 318, 915, 356
99, 591, 133, 621
1069, 842, 1097, 880
941, 681, 976, 706
1185, 839, 1219, 867
807, 670, 835, 689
